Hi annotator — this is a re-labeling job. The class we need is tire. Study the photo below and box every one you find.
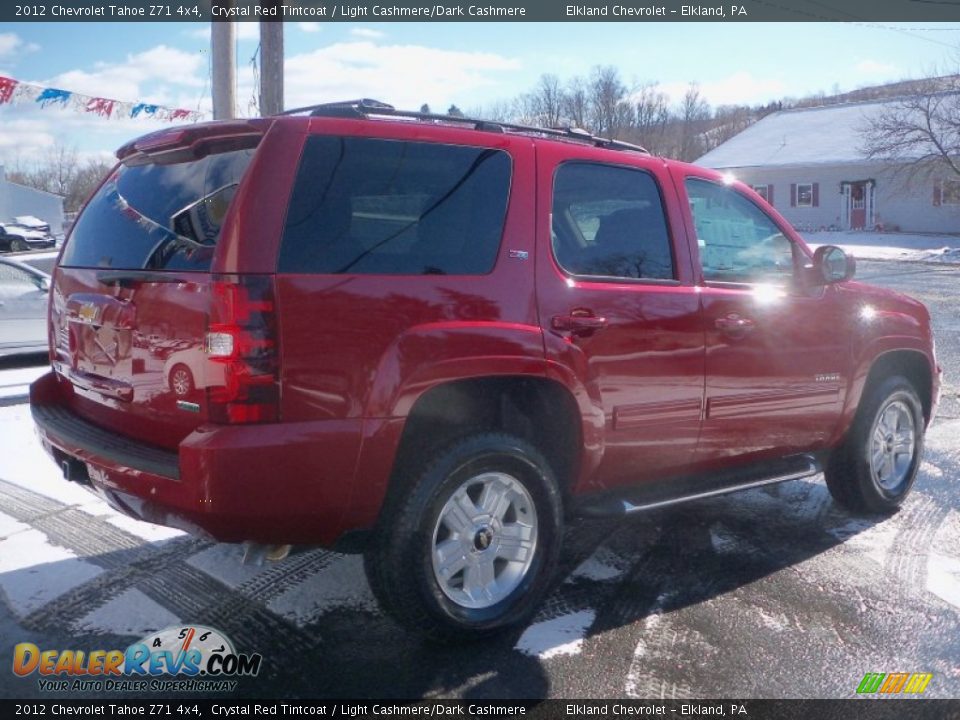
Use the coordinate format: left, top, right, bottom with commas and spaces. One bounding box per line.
169, 364, 195, 397
364, 432, 563, 642
825, 375, 924, 514
10, 237, 28, 252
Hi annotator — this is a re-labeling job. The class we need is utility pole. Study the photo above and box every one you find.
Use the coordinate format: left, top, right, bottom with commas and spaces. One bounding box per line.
259, 14, 284, 116
211, 16, 236, 120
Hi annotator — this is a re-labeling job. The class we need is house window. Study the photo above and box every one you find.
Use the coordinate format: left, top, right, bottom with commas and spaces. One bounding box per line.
752, 184, 772, 204
791, 182, 819, 208
940, 179, 960, 205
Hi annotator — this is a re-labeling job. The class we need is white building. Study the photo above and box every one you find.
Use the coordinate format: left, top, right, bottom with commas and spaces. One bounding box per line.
697, 99, 960, 234
0, 166, 65, 234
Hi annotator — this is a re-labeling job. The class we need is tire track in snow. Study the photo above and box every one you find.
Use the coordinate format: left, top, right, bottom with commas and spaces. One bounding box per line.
0, 476, 332, 667
885, 494, 949, 602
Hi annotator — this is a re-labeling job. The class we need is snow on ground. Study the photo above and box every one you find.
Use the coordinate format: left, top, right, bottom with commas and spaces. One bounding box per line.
0, 403, 107, 508
0, 510, 29, 538
0, 528, 103, 616
928, 554, 960, 611
928, 510, 960, 611
0, 403, 182, 541
514, 609, 596, 659
0, 365, 48, 401
567, 546, 628, 583
803, 230, 960, 264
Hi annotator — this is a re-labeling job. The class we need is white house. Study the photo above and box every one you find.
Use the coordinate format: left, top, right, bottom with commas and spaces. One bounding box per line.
697, 99, 960, 234
0, 166, 65, 234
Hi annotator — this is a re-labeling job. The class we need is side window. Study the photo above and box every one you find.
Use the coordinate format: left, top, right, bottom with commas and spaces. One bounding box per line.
685, 178, 796, 284
551, 162, 674, 281
280, 136, 511, 275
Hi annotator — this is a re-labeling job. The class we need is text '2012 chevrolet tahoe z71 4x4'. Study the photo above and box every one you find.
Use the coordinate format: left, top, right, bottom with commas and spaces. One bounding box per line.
31, 100, 941, 641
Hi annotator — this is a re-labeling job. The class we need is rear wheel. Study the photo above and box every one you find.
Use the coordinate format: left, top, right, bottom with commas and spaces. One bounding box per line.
825, 375, 924, 514
364, 432, 562, 642
10, 237, 27, 252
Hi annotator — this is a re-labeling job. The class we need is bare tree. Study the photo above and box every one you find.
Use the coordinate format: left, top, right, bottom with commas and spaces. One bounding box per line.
7, 142, 112, 213
632, 82, 671, 153
9, 142, 80, 198
712, 104, 755, 145
562, 76, 590, 130
525, 74, 566, 127
677, 83, 711, 161
862, 76, 960, 178
465, 99, 516, 123
589, 66, 633, 138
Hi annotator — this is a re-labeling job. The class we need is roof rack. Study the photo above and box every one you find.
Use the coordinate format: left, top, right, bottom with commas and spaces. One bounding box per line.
277, 98, 649, 154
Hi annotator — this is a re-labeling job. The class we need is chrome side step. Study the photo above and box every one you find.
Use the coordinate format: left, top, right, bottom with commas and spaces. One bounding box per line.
577, 455, 821, 518
620, 458, 819, 514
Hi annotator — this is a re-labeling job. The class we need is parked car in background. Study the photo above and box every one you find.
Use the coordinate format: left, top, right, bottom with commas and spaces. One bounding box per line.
30, 101, 941, 641
0, 222, 56, 252
163, 347, 226, 398
14, 215, 53, 236
0, 256, 49, 357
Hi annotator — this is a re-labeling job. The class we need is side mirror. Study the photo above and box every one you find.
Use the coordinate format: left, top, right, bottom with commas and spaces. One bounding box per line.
812, 245, 855, 284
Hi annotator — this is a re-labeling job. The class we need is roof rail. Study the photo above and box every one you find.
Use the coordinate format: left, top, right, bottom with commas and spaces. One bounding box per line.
277, 99, 648, 154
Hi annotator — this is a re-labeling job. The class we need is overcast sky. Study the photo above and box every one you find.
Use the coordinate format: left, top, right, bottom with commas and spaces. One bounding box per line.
2, 21, 960, 164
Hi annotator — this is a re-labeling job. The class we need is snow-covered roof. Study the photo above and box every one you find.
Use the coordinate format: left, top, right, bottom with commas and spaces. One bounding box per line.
698, 99, 912, 169
14, 215, 49, 228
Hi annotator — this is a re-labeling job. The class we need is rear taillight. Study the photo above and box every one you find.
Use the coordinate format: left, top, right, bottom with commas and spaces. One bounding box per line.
206, 275, 280, 424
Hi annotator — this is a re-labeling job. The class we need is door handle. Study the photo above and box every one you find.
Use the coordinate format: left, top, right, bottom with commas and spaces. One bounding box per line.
715, 313, 755, 336
552, 313, 607, 333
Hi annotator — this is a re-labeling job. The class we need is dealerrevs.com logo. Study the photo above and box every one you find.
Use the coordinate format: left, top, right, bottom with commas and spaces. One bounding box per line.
12, 625, 262, 693
856, 672, 933, 695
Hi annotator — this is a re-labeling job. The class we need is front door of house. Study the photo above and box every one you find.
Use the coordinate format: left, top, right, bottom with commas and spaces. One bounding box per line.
850, 182, 867, 229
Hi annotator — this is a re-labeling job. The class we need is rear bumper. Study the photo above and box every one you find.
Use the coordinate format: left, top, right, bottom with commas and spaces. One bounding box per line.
30, 371, 363, 545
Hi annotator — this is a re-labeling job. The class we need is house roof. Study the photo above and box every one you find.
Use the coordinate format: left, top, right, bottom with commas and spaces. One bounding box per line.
697, 99, 917, 170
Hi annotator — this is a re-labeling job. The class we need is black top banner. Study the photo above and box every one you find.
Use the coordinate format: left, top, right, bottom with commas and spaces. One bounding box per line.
5, 0, 960, 22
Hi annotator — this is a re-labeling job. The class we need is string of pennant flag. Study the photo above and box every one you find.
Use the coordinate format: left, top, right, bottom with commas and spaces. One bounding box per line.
0, 75, 206, 123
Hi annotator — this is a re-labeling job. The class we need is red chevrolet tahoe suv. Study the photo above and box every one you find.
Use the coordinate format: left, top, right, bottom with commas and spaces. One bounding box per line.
31, 100, 941, 641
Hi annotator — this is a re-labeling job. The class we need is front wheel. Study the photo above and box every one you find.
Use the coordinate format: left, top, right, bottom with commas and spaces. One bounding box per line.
10, 238, 27, 252
364, 433, 563, 642
169, 364, 195, 397
825, 375, 924, 514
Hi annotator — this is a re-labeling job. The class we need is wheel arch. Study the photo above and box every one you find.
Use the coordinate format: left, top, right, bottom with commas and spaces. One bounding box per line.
351, 374, 586, 542
863, 349, 934, 423
838, 344, 936, 446
392, 375, 582, 502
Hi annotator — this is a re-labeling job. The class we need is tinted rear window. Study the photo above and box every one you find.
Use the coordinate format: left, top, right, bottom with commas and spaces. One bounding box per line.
279, 136, 511, 275
60, 149, 255, 271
